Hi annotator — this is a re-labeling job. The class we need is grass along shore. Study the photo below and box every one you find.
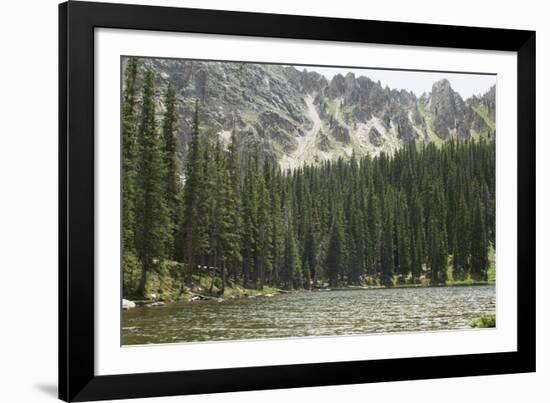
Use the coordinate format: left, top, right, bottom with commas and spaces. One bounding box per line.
470, 314, 496, 328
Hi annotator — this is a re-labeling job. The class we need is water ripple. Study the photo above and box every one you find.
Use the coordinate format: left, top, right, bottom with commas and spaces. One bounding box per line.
122, 285, 496, 345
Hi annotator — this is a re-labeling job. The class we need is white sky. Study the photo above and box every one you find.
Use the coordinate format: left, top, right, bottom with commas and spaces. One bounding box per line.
302, 66, 496, 99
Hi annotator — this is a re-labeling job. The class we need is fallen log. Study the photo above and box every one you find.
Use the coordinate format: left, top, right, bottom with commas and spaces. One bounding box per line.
188, 293, 219, 302
147, 301, 165, 307
275, 289, 290, 294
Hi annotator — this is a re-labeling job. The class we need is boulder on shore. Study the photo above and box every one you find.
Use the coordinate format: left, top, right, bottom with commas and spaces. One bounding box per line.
122, 299, 136, 310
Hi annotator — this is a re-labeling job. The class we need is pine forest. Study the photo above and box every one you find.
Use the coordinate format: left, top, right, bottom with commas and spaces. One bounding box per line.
121, 58, 495, 302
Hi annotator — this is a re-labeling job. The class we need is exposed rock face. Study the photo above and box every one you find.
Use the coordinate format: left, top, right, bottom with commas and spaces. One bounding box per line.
429, 79, 469, 139
469, 85, 496, 121
471, 111, 487, 132
298, 70, 329, 94
318, 129, 331, 152
393, 109, 417, 141
131, 58, 496, 169
258, 110, 304, 151
331, 120, 351, 144
425, 79, 495, 141
467, 84, 496, 139
369, 127, 384, 147
327, 74, 347, 98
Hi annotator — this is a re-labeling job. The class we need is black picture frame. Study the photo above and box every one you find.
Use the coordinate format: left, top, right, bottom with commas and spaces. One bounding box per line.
59, 1, 536, 401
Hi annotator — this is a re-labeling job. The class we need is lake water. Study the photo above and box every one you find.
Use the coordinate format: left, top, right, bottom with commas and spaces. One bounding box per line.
122, 285, 496, 345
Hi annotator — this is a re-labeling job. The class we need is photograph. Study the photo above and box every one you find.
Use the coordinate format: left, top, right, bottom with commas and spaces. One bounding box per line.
0, 0, 542, 401
120, 56, 497, 345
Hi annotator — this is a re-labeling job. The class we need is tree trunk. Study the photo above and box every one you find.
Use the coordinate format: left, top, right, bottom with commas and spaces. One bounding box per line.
209, 254, 216, 294
138, 260, 148, 298
220, 260, 226, 295
199, 255, 205, 284
243, 259, 249, 289
259, 262, 264, 290
185, 232, 195, 283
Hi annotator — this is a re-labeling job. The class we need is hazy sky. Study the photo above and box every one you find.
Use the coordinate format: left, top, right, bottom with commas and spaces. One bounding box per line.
303, 66, 496, 99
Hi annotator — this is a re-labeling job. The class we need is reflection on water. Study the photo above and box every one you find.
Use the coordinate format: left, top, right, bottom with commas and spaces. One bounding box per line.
122, 285, 496, 345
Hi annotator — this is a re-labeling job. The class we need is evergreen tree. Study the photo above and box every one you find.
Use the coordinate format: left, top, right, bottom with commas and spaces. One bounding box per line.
161, 83, 180, 258
452, 194, 470, 280
227, 129, 243, 283
211, 140, 241, 293
123, 98, 496, 294
134, 69, 171, 297
348, 210, 366, 283
256, 169, 273, 288
326, 211, 345, 287
427, 184, 448, 284
380, 189, 395, 286
241, 155, 259, 287
121, 57, 139, 296
269, 170, 285, 285
410, 189, 425, 281
122, 57, 139, 255
365, 189, 382, 278
470, 198, 489, 281
395, 190, 412, 282
282, 226, 301, 289
197, 128, 217, 281
180, 101, 203, 281
303, 224, 318, 286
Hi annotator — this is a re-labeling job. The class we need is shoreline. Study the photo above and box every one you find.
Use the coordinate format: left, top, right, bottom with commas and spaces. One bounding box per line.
123, 281, 495, 309
324, 281, 495, 291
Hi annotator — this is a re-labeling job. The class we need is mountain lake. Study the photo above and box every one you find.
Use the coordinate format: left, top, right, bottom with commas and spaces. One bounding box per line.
122, 285, 496, 345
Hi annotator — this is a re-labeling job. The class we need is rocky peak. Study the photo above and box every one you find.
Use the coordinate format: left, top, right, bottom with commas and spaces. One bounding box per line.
429, 79, 469, 139
328, 74, 346, 98
296, 68, 328, 94
130, 57, 495, 169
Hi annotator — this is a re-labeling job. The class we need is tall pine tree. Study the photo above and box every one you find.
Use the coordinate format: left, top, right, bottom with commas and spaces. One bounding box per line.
161, 83, 180, 258
135, 69, 171, 297
180, 100, 203, 281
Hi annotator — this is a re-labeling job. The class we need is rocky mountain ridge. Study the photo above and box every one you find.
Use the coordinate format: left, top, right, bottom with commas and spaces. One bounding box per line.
130, 58, 496, 170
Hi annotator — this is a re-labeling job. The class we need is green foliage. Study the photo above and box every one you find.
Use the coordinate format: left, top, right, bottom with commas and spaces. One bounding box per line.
487, 245, 496, 283
121, 65, 495, 296
471, 198, 489, 281
161, 84, 181, 257
143, 261, 186, 301
380, 189, 395, 286
122, 57, 139, 255
122, 250, 141, 298
179, 101, 204, 281
134, 69, 171, 297
470, 314, 496, 328
326, 212, 346, 287
427, 182, 448, 284
282, 227, 301, 289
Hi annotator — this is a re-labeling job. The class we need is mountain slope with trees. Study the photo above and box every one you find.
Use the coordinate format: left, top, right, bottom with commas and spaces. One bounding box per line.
122, 58, 496, 300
